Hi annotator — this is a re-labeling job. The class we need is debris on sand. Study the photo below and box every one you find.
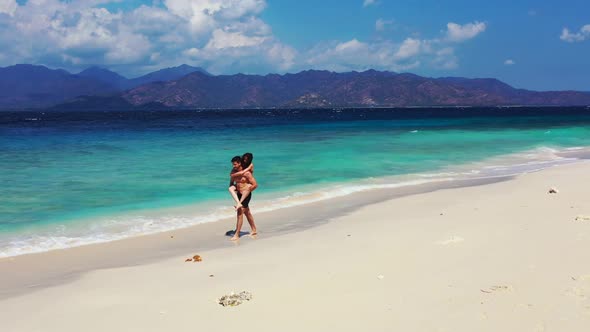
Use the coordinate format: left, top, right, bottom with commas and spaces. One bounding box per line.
548, 187, 559, 194
218, 291, 253, 307
480, 285, 514, 293
575, 215, 590, 222
184, 255, 203, 262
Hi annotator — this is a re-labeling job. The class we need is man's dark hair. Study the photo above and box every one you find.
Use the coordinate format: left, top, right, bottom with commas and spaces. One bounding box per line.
231, 156, 242, 163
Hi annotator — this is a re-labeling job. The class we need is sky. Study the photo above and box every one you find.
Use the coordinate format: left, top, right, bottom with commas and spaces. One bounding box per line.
0, 0, 588, 91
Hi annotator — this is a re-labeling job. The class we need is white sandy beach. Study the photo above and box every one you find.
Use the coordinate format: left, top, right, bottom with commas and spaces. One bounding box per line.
2, 162, 590, 332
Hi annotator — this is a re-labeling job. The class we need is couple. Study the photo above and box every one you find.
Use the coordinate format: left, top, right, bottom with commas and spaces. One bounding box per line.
228, 153, 257, 241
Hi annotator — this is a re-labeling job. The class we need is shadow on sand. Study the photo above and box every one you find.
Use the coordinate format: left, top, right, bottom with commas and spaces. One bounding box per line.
225, 230, 252, 237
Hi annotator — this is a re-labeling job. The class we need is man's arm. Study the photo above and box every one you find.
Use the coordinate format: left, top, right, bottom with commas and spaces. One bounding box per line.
229, 169, 237, 187
245, 172, 258, 191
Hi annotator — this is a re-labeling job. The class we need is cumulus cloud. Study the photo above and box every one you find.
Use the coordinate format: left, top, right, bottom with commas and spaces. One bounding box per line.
0, 0, 17, 16
560, 25, 590, 42
363, 0, 376, 7
0, 0, 297, 76
446, 21, 486, 42
0, 1, 485, 76
375, 18, 394, 32
305, 35, 457, 73
303, 20, 486, 73
504, 59, 515, 65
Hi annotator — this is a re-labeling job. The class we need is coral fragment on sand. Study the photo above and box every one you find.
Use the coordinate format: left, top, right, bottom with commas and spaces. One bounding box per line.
184, 254, 203, 262
218, 291, 253, 307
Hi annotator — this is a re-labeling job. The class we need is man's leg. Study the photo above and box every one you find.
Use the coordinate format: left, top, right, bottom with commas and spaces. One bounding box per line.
243, 207, 257, 236
231, 208, 244, 241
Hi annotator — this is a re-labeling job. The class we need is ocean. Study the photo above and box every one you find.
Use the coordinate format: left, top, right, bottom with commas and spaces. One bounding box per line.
1, 107, 590, 257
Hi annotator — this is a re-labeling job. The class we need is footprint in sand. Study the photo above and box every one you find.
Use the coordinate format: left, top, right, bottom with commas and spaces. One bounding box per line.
436, 236, 465, 245
572, 274, 590, 281
480, 285, 514, 293
534, 322, 546, 332
567, 274, 590, 301
565, 287, 587, 299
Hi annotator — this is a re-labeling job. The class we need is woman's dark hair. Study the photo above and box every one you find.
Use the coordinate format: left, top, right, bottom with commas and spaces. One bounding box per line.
241, 152, 253, 168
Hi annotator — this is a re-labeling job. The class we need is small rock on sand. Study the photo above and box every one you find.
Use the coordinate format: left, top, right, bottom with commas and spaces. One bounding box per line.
548, 187, 559, 194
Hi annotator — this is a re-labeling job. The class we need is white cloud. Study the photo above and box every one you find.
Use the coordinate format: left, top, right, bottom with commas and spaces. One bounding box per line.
446, 21, 486, 42
560, 25, 590, 42
267, 43, 297, 70
0, 1, 484, 76
163, 0, 266, 35
304, 19, 484, 73
0, 0, 17, 16
205, 28, 268, 49
0, 0, 297, 76
432, 47, 458, 69
363, 0, 376, 7
395, 38, 422, 59
504, 59, 515, 65
376, 18, 393, 32
305, 37, 431, 73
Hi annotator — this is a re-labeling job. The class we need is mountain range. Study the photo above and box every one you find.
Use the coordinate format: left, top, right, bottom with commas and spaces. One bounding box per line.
1, 64, 589, 110
121, 70, 590, 108
0, 64, 209, 109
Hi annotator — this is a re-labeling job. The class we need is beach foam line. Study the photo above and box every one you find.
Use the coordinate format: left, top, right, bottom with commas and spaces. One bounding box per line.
1, 145, 589, 258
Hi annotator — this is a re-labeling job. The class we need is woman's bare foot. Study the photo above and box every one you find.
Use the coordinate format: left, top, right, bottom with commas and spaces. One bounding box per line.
230, 234, 239, 241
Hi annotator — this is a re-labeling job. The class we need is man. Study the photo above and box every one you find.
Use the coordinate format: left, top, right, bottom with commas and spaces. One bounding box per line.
229, 156, 258, 241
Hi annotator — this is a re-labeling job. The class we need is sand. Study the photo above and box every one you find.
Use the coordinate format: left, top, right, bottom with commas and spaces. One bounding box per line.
1, 162, 590, 332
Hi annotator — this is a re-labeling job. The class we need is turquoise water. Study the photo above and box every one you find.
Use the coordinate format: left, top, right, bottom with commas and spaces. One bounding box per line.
1, 108, 590, 256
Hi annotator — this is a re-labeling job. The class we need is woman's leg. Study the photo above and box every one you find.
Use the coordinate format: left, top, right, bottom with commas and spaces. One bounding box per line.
228, 186, 241, 207
235, 188, 251, 209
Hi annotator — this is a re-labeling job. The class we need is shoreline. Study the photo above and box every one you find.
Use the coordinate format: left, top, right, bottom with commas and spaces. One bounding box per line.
0, 158, 587, 297
2, 160, 590, 331
0, 173, 513, 299
2, 144, 588, 259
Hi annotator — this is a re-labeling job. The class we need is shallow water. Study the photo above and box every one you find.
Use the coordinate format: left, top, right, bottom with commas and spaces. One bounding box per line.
1, 107, 590, 256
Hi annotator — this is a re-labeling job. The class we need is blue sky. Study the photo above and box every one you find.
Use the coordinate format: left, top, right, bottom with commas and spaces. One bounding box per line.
1, 0, 589, 91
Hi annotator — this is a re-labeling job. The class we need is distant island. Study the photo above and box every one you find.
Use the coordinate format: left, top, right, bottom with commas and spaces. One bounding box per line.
1, 64, 589, 110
